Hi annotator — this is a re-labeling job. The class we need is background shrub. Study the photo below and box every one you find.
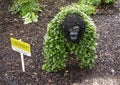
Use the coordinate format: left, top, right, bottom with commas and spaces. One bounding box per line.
78, 0, 116, 6
10, 0, 41, 24
77, 0, 116, 15
63, 3, 96, 15
78, 0, 101, 6
42, 4, 98, 72
101, 0, 116, 5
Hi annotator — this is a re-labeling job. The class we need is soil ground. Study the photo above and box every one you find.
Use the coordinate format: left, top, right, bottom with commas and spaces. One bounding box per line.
0, 0, 120, 85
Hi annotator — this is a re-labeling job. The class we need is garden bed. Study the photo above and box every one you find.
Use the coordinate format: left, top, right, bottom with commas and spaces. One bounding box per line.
0, 0, 120, 85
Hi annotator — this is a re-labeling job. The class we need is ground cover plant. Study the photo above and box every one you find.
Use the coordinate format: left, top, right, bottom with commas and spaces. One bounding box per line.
10, 0, 41, 24
42, 4, 98, 72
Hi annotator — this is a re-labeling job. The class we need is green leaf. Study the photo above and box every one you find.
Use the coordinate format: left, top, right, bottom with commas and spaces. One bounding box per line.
22, 12, 30, 19
31, 12, 38, 22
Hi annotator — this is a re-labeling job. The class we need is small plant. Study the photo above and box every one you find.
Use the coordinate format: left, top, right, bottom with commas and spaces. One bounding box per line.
42, 4, 98, 72
10, 0, 41, 24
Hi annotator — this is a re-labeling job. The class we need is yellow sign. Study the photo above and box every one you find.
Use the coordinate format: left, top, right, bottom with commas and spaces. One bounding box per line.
10, 37, 31, 56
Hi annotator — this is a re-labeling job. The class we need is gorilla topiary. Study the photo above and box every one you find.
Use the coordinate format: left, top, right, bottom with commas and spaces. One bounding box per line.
42, 4, 98, 72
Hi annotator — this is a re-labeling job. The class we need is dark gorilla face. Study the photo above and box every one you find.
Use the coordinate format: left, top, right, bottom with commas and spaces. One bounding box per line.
62, 13, 86, 43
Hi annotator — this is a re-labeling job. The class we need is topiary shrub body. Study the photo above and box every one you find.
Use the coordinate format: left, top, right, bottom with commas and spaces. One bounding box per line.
42, 4, 98, 72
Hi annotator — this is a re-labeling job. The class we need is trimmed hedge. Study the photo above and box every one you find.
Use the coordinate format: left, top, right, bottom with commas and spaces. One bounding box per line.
42, 4, 98, 72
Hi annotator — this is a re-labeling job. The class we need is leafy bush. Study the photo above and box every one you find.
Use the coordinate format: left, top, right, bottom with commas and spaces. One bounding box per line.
42, 4, 98, 72
78, 0, 101, 6
77, 0, 116, 15
77, 0, 100, 15
79, 0, 116, 6
65, 3, 96, 15
11, 0, 41, 24
101, 0, 116, 4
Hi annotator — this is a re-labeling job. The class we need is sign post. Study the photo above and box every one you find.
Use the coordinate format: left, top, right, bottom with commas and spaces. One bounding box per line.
10, 37, 31, 72
20, 52, 25, 72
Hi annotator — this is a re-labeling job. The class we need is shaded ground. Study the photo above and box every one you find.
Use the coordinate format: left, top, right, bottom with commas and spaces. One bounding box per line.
0, 0, 120, 85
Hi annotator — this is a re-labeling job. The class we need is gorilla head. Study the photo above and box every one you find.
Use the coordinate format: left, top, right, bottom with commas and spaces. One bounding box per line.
62, 13, 86, 43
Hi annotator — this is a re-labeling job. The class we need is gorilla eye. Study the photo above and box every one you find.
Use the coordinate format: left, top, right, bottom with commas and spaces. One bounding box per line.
69, 28, 72, 32
73, 26, 80, 32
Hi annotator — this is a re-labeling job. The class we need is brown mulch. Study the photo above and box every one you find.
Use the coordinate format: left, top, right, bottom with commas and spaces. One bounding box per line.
0, 0, 120, 85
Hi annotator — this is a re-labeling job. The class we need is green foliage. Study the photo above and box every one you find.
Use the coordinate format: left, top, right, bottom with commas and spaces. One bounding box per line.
77, 0, 116, 15
79, 0, 116, 6
61, 3, 96, 15
42, 4, 98, 72
78, 0, 101, 6
77, 0, 100, 15
10, 0, 41, 24
102, 0, 116, 4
